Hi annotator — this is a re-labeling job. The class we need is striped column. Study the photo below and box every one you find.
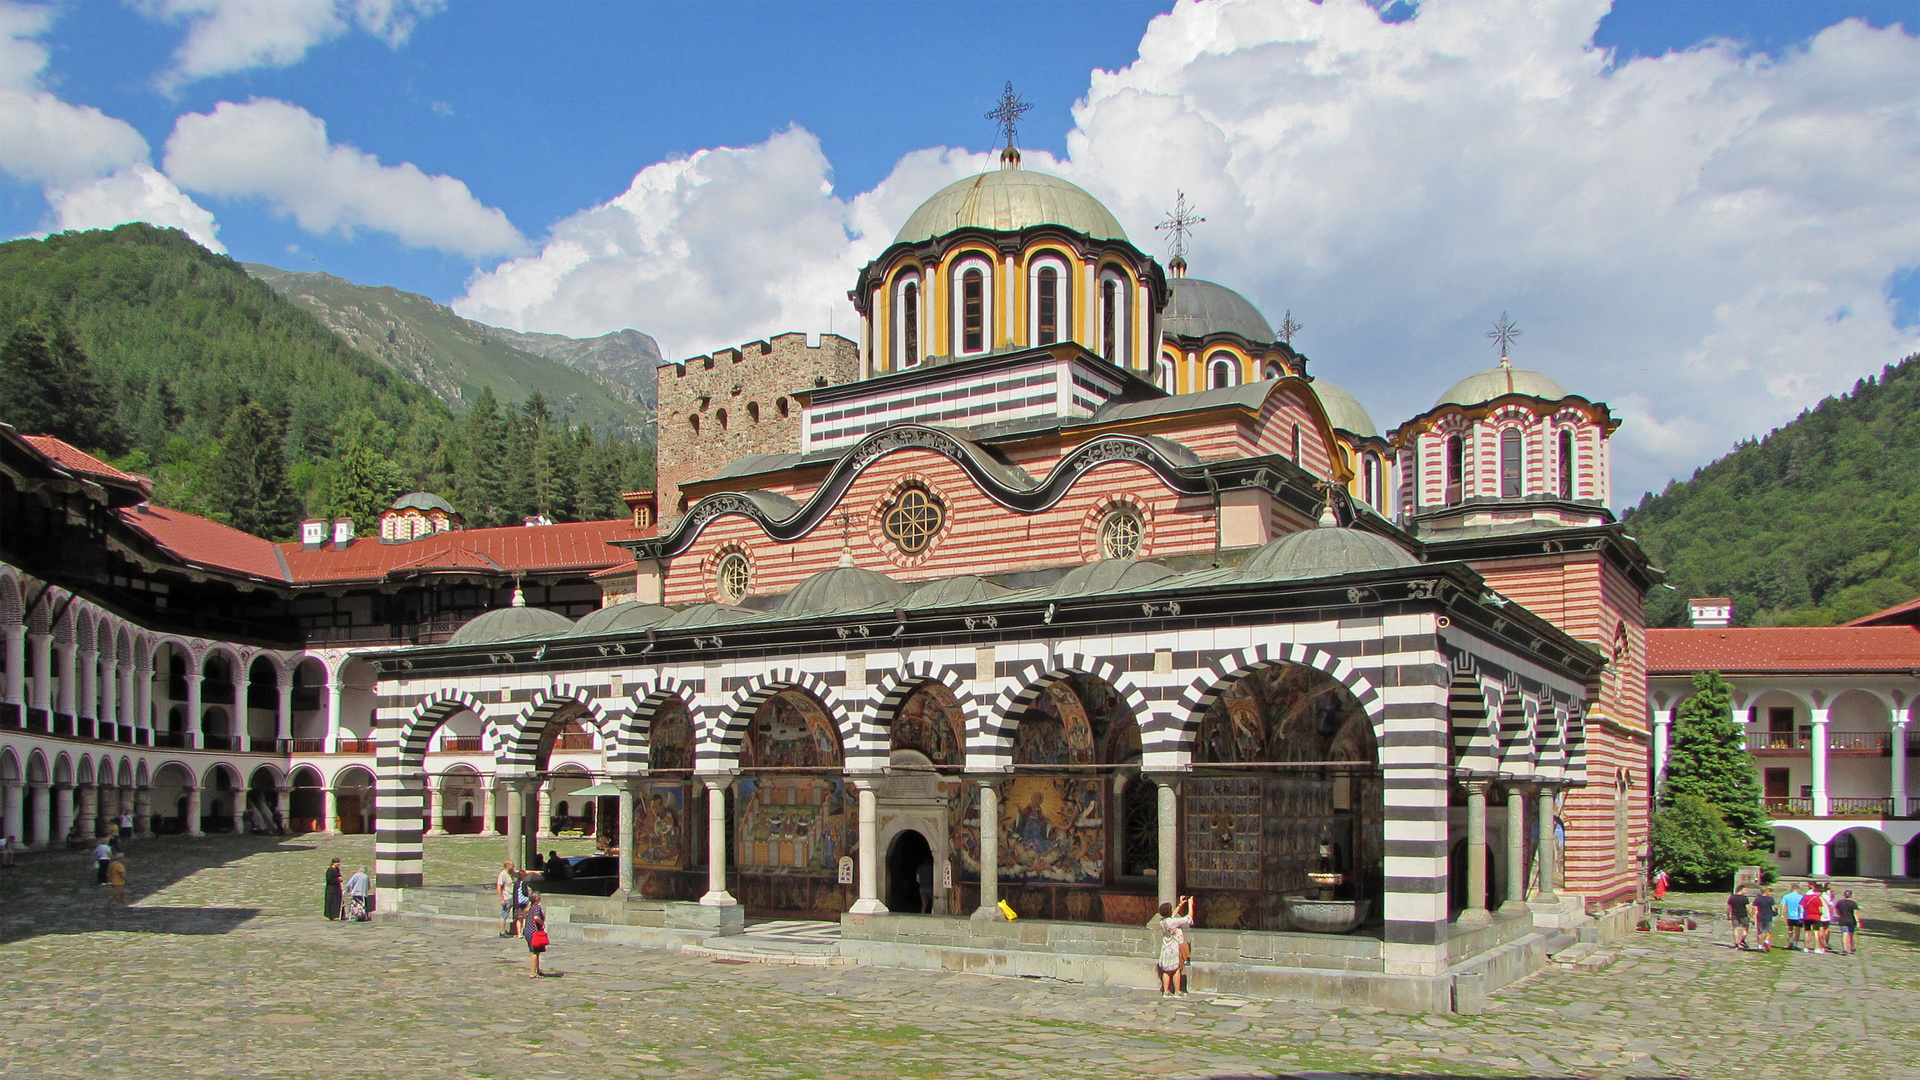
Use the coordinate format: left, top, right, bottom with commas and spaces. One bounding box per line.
373, 737, 425, 907
1378, 649, 1452, 975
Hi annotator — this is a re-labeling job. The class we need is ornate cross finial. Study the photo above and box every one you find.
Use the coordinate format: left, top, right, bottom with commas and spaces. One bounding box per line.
1487, 312, 1522, 361
986, 82, 1033, 152
1155, 191, 1205, 267
1278, 309, 1302, 345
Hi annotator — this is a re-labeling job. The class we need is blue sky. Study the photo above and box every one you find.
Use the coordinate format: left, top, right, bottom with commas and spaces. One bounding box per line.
3, 0, 1919, 504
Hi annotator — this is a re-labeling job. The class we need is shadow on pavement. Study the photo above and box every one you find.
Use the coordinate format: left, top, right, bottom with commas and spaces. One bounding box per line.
0, 905, 260, 943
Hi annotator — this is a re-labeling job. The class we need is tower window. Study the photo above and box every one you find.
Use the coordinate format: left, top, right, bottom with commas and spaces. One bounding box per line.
1264, 360, 1285, 380
1500, 427, 1522, 498
1101, 279, 1118, 362
1363, 453, 1381, 509
1155, 358, 1175, 393
1210, 357, 1236, 389
962, 269, 985, 353
1445, 435, 1464, 505
902, 281, 920, 366
1558, 429, 1575, 499
1037, 267, 1059, 346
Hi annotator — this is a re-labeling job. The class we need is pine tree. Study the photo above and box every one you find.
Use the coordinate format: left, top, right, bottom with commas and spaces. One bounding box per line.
1661, 670, 1769, 849
1649, 793, 1749, 887
206, 402, 300, 539
0, 319, 124, 452
324, 438, 408, 534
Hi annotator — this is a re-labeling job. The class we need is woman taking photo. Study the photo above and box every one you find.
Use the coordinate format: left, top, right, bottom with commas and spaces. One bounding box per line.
523, 890, 551, 978
1156, 895, 1195, 996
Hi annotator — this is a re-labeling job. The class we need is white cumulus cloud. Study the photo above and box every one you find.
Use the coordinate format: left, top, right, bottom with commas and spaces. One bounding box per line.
142, 0, 444, 91
49, 164, 224, 251
163, 97, 523, 257
458, 0, 1920, 503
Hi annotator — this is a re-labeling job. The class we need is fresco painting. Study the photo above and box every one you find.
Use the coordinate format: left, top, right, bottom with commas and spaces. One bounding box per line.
632, 781, 685, 869
742, 690, 841, 769
737, 775, 847, 872
648, 701, 693, 771
891, 683, 962, 766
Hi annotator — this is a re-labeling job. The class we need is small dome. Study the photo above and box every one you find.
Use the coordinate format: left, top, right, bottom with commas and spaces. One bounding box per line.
654, 603, 764, 630
780, 563, 912, 616
569, 602, 676, 637
1049, 559, 1176, 598
1312, 379, 1378, 439
1239, 526, 1418, 583
1435, 363, 1570, 409
1162, 278, 1275, 343
895, 169, 1127, 245
390, 491, 457, 514
902, 575, 1010, 610
446, 605, 574, 646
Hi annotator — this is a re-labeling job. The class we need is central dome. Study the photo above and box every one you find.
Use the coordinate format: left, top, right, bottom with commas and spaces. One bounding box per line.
1435, 363, 1570, 409
1163, 278, 1274, 343
894, 169, 1128, 245
1311, 379, 1378, 439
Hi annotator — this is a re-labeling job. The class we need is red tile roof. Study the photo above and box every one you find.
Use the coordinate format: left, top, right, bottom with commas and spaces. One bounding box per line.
1648, 626, 1920, 675
120, 503, 289, 582
20, 435, 147, 487
1847, 596, 1920, 627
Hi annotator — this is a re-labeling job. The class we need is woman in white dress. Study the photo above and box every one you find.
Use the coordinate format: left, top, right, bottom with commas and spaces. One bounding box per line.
1156, 896, 1195, 995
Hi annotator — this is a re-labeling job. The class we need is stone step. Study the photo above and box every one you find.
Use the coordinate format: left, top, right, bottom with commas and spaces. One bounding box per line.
1546, 941, 1598, 967
685, 941, 857, 967
1543, 931, 1579, 954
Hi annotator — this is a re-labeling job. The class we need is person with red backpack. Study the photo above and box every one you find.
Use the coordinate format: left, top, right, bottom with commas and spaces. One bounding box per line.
523, 890, 552, 977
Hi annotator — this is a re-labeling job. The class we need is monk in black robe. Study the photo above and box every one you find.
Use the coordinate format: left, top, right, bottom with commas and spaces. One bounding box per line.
323, 858, 343, 920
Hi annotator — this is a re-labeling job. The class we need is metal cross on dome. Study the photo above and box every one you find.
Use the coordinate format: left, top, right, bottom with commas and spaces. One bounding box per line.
1486, 312, 1522, 361
1278, 309, 1302, 345
986, 82, 1034, 151
1155, 191, 1205, 262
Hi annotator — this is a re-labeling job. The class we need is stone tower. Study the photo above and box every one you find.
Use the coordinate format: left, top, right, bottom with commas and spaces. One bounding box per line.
655, 332, 859, 525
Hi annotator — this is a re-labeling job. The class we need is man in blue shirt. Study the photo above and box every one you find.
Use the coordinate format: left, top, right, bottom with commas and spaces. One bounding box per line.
1781, 884, 1806, 950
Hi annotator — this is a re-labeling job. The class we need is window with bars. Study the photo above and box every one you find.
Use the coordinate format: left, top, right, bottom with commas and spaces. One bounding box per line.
881, 486, 944, 555
716, 553, 750, 603
1098, 507, 1144, 560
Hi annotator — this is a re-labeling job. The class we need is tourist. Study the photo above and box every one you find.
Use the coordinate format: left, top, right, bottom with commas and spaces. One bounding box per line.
1800, 883, 1825, 953
92, 838, 112, 885
523, 890, 550, 978
511, 868, 533, 935
1752, 886, 1776, 952
0, 834, 14, 868
916, 857, 934, 913
544, 850, 571, 880
1816, 883, 1838, 953
1834, 890, 1864, 955
496, 861, 518, 936
1781, 883, 1805, 950
344, 866, 370, 922
1155, 895, 1195, 996
107, 854, 126, 906
1727, 886, 1751, 950
120, 812, 134, 840
323, 858, 344, 920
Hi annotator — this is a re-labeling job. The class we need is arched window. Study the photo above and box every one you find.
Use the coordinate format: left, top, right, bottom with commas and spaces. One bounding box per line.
715, 408, 728, 430
746, 401, 759, 423
1363, 453, 1381, 509
1099, 269, 1129, 366
1264, 360, 1285, 380
1036, 267, 1059, 346
1155, 358, 1176, 393
1209, 354, 1237, 389
776, 397, 790, 418
1445, 434, 1464, 504
1290, 423, 1301, 463
688, 414, 700, 435
961, 267, 986, 354
901, 280, 920, 366
1558, 429, 1575, 499
1500, 427, 1522, 498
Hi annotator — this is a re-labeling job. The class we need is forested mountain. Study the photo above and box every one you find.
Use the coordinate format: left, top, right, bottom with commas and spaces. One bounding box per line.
246, 264, 659, 426
0, 225, 652, 540
1625, 352, 1920, 627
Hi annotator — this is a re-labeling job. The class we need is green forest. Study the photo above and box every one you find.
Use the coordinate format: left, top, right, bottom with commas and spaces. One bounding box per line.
0, 225, 653, 540
1625, 351, 1920, 627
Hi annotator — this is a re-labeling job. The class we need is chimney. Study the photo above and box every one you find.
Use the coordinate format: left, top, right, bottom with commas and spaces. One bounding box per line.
332, 517, 354, 551
1688, 597, 1732, 629
301, 519, 325, 551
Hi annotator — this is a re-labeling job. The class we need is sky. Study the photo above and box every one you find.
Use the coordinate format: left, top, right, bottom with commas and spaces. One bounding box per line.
4, 0, 1919, 509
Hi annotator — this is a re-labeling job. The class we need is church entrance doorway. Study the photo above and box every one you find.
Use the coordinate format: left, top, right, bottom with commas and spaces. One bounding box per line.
886, 829, 932, 913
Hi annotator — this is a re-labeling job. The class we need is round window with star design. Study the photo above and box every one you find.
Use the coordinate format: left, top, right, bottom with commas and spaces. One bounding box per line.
1097, 507, 1144, 560
881, 486, 945, 555
715, 552, 751, 603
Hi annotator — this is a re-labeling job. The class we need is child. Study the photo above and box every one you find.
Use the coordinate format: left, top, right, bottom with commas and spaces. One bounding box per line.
107, 855, 127, 905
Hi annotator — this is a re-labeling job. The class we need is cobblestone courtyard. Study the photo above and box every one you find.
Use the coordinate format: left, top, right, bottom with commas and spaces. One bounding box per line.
1, 836, 1915, 1080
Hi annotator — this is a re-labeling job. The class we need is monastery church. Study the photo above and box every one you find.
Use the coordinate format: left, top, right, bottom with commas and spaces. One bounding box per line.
0, 132, 1656, 1012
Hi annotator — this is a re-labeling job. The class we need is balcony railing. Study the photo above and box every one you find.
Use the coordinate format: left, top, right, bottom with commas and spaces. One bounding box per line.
289, 739, 327, 754
1764, 797, 1814, 817
1828, 797, 1894, 816
153, 730, 186, 748
437, 736, 484, 753
200, 734, 236, 751
1745, 730, 1806, 753
335, 739, 377, 754
554, 733, 595, 751
1827, 730, 1891, 754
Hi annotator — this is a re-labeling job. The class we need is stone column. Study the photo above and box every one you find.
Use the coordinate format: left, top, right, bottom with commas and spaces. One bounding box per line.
850, 779, 887, 915
503, 783, 524, 869
1810, 840, 1829, 876
27, 782, 49, 848
52, 782, 72, 844
321, 787, 338, 836
275, 785, 291, 833
324, 676, 344, 754
1534, 787, 1557, 902
78, 782, 98, 839
1892, 712, 1910, 820
1506, 787, 1527, 906
1461, 781, 1490, 923
229, 791, 244, 835
699, 777, 736, 906
972, 777, 1003, 920
423, 779, 445, 837
615, 779, 636, 897
184, 667, 203, 749
535, 788, 551, 841
480, 781, 499, 837
233, 668, 248, 750
1893, 839, 1909, 877
517, 779, 541, 870
28, 632, 52, 713
2, 624, 24, 709
1810, 707, 1830, 817
184, 786, 202, 837
0, 781, 18, 844
54, 641, 76, 719
1155, 775, 1180, 909
133, 787, 150, 837
1651, 708, 1672, 796
134, 659, 152, 740
100, 785, 119, 836
99, 656, 118, 739
275, 668, 294, 751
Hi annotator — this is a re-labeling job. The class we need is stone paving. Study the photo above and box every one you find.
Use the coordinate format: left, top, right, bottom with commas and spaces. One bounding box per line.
0, 835, 1915, 1079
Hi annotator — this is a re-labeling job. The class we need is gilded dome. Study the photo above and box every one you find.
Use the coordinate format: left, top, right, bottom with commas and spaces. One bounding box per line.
1238, 527, 1417, 583
446, 604, 574, 646
1311, 379, 1378, 439
1163, 278, 1274, 343
1435, 363, 1570, 409
894, 169, 1127, 245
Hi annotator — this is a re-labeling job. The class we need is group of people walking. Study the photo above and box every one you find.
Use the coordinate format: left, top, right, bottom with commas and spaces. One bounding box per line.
321, 858, 370, 922
495, 861, 552, 977
1728, 881, 1866, 955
